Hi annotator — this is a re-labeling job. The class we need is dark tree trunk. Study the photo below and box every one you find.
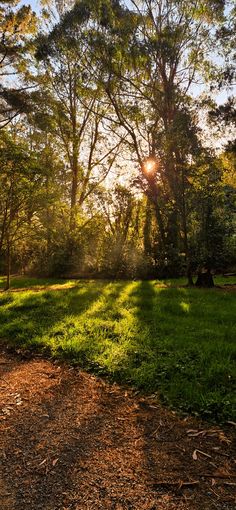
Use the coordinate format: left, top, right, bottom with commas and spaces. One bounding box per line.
195, 269, 214, 288
143, 198, 152, 256
179, 162, 193, 286
187, 265, 194, 286
5, 237, 11, 291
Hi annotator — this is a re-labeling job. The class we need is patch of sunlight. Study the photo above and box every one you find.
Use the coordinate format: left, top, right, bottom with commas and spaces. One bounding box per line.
117, 281, 138, 305
180, 301, 190, 313
96, 342, 129, 369
39, 282, 77, 291
154, 280, 168, 289
85, 283, 116, 316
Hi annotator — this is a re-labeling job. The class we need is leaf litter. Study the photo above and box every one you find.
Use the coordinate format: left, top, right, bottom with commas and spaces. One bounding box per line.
0, 348, 235, 510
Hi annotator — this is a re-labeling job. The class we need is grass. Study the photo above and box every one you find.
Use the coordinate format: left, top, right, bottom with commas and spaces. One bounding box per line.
0, 275, 235, 422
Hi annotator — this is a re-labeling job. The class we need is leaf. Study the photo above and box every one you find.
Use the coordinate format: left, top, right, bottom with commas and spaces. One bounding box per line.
218, 432, 231, 445
38, 458, 47, 466
52, 458, 59, 467
196, 449, 212, 459
188, 430, 206, 437
187, 428, 218, 437
2, 407, 11, 415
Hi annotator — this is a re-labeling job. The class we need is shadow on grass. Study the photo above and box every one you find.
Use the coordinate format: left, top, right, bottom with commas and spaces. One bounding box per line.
0, 276, 79, 291
127, 281, 236, 421
0, 281, 128, 372
0, 279, 235, 421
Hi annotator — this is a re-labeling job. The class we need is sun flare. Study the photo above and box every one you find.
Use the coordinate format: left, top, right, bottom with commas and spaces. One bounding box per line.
143, 158, 157, 174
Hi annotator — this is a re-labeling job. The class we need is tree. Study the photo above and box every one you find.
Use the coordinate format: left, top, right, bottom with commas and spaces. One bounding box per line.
0, 130, 46, 288
34, 0, 233, 283
0, 0, 37, 127
33, 4, 124, 229
57, 0, 226, 281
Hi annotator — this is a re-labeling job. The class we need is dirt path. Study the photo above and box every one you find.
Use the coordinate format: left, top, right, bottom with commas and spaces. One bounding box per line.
0, 349, 235, 510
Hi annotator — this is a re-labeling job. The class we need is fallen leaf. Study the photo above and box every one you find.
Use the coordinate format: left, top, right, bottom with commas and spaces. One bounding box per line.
192, 449, 212, 460
196, 449, 212, 459
2, 407, 11, 415
39, 458, 47, 466
187, 428, 219, 438
52, 458, 59, 467
218, 432, 231, 445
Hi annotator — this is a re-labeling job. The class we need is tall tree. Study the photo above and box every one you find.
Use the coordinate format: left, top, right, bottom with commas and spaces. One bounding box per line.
0, 129, 46, 288
33, 5, 124, 228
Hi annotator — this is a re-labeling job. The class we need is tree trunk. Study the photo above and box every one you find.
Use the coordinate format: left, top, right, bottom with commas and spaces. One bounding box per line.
143, 198, 152, 256
187, 265, 194, 286
5, 236, 11, 291
195, 269, 214, 288
69, 134, 79, 231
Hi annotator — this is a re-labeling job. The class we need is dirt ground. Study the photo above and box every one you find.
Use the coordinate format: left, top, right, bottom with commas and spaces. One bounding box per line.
0, 348, 235, 510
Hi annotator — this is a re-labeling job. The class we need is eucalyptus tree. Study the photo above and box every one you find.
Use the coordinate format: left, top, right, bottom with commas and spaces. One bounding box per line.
104, 0, 229, 281
33, 4, 125, 229
0, 0, 37, 127
52, 0, 229, 281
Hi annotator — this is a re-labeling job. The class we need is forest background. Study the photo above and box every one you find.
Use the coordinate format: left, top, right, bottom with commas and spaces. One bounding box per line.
0, 0, 235, 288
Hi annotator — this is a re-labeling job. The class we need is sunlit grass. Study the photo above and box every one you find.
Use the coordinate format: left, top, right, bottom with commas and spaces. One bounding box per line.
0, 275, 235, 422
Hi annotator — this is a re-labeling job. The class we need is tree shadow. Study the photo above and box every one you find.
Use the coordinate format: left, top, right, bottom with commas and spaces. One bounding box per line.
0, 281, 127, 378
127, 279, 235, 419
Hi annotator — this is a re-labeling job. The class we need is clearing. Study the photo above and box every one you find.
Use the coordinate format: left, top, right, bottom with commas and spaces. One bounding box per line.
0, 276, 235, 421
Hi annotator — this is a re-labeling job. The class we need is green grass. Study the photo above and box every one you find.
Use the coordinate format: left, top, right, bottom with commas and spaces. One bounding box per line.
0, 275, 235, 422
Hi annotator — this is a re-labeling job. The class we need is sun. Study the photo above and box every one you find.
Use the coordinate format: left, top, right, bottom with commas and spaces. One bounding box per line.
143, 158, 157, 174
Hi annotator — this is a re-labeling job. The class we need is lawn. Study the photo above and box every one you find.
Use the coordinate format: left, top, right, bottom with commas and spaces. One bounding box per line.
0, 275, 235, 422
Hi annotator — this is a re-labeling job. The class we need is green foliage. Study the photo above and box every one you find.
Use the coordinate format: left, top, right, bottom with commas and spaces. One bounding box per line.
0, 0, 38, 126
0, 277, 235, 422
188, 156, 235, 271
